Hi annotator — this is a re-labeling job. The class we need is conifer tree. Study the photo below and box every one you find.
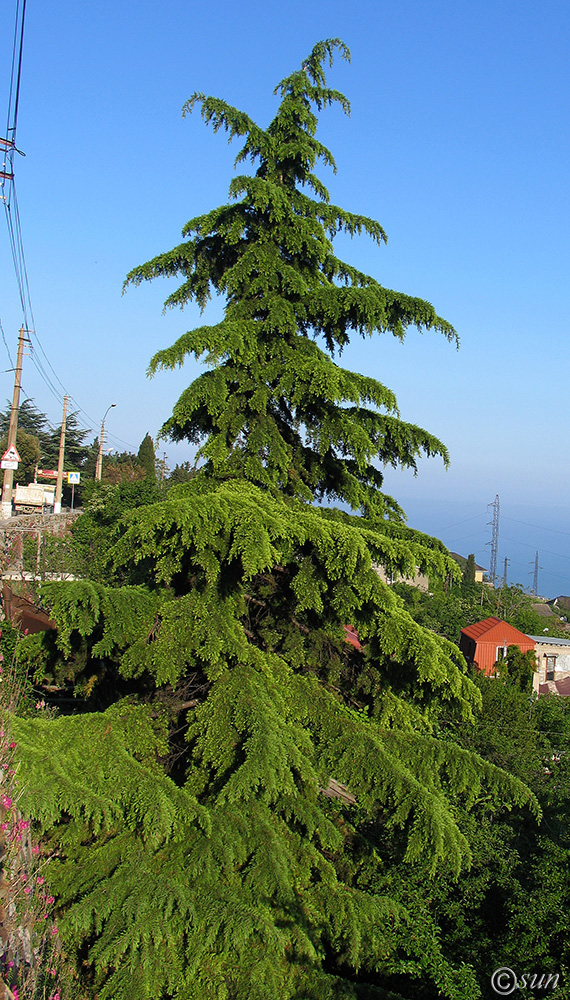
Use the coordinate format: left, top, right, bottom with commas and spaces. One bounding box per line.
137, 432, 156, 480
461, 553, 477, 592
8, 41, 540, 1000
125, 39, 456, 519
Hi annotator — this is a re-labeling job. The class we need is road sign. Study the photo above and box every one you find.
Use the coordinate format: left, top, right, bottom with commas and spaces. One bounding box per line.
67, 472, 81, 484
1, 459, 18, 470
1, 444, 20, 463
37, 469, 58, 478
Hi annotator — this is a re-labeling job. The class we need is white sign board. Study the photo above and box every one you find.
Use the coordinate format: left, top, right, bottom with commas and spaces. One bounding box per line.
1, 459, 18, 470
1, 444, 20, 463
67, 472, 81, 484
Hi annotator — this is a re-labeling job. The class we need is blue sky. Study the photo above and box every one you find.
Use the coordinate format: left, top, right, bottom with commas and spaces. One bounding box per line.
1, 0, 569, 595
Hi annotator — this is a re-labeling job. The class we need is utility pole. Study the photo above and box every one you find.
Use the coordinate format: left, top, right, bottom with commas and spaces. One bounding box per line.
95, 403, 116, 481
54, 395, 68, 514
503, 556, 509, 588
1, 326, 27, 519
487, 494, 500, 586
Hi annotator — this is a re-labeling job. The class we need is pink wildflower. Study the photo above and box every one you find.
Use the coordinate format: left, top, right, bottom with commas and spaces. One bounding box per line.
8, 741, 15, 748
1, 794, 12, 808
50, 925, 58, 935
45, 895, 55, 904
31, 845, 39, 855
24, 886, 32, 895
37, 875, 45, 884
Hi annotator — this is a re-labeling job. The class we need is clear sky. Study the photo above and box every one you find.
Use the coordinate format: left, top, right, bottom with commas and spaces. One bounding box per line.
1, 0, 569, 596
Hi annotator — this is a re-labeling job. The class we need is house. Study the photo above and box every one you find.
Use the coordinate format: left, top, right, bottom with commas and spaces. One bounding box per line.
459, 617, 536, 677
460, 617, 570, 697
528, 634, 570, 692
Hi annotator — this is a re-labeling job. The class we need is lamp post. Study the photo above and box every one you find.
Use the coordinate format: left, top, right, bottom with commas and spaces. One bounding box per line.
95, 404, 116, 481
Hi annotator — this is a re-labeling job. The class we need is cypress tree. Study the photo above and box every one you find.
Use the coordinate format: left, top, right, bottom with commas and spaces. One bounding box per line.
462, 553, 477, 592
137, 432, 156, 480
6, 41, 540, 1000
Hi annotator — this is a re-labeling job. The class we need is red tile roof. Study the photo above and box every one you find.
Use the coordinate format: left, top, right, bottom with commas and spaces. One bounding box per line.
460, 617, 531, 645
461, 617, 504, 640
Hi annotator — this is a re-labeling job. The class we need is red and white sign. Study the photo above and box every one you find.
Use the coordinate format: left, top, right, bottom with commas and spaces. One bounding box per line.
1, 445, 20, 463
37, 469, 58, 478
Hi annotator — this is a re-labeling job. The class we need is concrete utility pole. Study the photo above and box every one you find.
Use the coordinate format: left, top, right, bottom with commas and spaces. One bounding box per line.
95, 403, 116, 481
54, 395, 68, 514
503, 556, 509, 588
1, 326, 27, 519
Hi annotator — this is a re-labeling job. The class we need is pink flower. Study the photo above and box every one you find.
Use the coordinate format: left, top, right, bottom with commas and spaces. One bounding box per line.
0, 822, 8, 830
24, 886, 32, 895
20, 873, 27, 881
35, 699, 46, 710
1, 794, 12, 808
37, 875, 45, 885
50, 925, 58, 935
45, 895, 55, 904
8, 742, 15, 749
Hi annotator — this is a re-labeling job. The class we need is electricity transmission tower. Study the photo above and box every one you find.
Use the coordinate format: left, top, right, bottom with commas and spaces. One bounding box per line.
487, 494, 500, 585
531, 550, 541, 595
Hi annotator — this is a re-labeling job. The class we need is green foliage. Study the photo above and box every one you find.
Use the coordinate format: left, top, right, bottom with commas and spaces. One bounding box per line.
137, 432, 156, 480
165, 460, 197, 489
3, 41, 552, 1000
0, 427, 41, 483
497, 645, 537, 692
461, 553, 476, 591
396, 580, 569, 644
0, 399, 91, 501
125, 40, 455, 519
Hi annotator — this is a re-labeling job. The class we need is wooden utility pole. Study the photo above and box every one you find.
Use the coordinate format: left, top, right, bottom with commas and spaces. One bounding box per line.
1, 326, 26, 519
54, 395, 68, 514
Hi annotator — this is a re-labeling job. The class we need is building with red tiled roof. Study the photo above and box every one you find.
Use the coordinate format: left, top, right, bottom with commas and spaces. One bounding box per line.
459, 617, 536, 676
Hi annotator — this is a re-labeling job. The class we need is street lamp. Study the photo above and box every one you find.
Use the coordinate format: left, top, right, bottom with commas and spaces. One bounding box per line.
95, 403, 116, 481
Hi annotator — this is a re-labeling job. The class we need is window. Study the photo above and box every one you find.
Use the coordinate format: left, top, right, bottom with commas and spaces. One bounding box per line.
545, 655, 557, 681
496, 646, 508, 661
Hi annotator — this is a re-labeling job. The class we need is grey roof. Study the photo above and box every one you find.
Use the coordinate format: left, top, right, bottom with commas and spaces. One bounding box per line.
528, 634, 570, 646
